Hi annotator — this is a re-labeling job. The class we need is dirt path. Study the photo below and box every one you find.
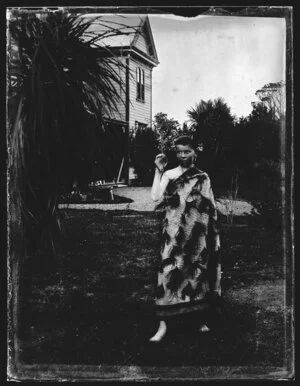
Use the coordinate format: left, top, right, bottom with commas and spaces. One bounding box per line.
59, 186, 255, 216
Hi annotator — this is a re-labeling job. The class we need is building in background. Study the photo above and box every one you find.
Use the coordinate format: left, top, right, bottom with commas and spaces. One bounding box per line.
84, 14, 159, 184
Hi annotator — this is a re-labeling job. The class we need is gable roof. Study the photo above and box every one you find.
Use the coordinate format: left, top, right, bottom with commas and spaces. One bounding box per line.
131, 17, 158, 61
81, 14, 159, 66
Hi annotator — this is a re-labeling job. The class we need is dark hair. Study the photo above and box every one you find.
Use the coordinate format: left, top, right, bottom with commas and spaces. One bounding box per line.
174, 135, 195, 149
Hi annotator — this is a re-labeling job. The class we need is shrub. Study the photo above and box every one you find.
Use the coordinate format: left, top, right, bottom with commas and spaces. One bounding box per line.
130, 126, 158, 185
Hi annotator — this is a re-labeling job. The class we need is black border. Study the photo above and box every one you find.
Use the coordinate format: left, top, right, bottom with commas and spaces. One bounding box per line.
5, 3, 294, 382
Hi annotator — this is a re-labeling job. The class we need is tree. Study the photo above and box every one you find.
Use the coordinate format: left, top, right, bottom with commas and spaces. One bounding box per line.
153, 112, 181, 152
234, 90, 283, 223
7, 10, 134, 341
181, 121, 190, 135
8, 10, 131, 256
247, 102, 281, 161
130, 126, 158, 185
186, 98, 235, 185
254, 81, 285, 120
187, 98, 234, 152
152, 112, 182, 169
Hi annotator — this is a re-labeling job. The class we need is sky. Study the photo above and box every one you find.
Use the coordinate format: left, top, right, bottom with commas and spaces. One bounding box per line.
148, 14, 286, 124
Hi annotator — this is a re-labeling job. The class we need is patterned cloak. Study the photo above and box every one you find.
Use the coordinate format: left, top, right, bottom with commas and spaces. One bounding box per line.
154, 166, 221, 317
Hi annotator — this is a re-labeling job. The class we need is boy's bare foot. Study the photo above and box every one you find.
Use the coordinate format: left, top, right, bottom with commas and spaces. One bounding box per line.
149, 321, 167, 342
199, 324, 210, 332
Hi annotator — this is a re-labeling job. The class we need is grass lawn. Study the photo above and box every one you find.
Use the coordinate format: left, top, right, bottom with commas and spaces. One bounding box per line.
18, 209, 286, 367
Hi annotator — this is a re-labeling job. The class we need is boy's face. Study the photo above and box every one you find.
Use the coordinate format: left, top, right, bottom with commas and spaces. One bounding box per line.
175, 144, 195, 167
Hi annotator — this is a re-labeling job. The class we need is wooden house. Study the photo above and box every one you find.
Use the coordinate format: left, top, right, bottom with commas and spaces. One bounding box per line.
83, 14, 159, 184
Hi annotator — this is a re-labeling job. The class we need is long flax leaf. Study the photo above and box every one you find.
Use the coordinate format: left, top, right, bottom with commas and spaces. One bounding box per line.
8, 11, 131, 257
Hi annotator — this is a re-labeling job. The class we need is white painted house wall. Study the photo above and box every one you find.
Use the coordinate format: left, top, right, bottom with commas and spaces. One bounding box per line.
106, 28, 154, 128
134, 31, 151, 54
129, 57, 152, 130
105, 57, 127, 122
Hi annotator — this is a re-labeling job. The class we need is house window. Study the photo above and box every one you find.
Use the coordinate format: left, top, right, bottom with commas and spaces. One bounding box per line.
136, 67, 145, 102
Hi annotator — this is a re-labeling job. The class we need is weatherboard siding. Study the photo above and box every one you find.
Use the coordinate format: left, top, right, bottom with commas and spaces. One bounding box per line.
128, 58, 152, 129
103, 58, 127, 122
134, 32, 150, 56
